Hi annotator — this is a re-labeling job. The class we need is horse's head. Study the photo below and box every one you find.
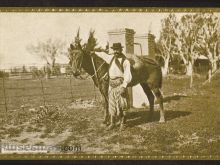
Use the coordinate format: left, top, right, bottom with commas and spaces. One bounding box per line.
68, 43, 84, 77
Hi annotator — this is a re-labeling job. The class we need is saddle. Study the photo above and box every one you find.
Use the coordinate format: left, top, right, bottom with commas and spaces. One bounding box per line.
127, 55, 159, 68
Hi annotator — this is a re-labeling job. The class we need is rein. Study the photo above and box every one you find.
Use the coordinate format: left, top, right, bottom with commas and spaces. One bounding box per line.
90, 58, 107, 80
71, 50, 108, 81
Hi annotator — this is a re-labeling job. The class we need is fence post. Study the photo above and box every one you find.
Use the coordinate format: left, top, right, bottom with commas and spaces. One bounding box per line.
2, 72, 8, 112
93, 83, 97, 101
69, 75, 74, 101
21, 72, 25, 110
40, 79, 46, 106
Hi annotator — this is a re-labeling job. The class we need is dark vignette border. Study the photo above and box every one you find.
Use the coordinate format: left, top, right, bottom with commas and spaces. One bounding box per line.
0, 0, 219, 7
1, 160, 219, 165
1, 160, 220, 165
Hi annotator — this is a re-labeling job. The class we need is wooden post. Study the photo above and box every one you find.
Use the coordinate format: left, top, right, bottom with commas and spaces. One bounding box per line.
69, 75, 74, 101
2, 73, 8, 112
21, 72, 25, 110
40, 79, 46, 106
94, 83, 97, 101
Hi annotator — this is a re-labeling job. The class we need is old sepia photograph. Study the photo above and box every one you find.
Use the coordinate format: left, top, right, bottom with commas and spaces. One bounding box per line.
0, 8, 220, 159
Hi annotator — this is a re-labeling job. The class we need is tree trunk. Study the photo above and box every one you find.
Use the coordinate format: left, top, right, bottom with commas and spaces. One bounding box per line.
186, 61, 193, 88
212, 61, 217, 73
190, 72, 193, 88
186, 61, 193, 76
162, 56, 170, 77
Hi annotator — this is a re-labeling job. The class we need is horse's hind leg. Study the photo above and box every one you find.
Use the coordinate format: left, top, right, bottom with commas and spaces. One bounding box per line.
140, 83, 155, 122
152, 88, 165, 123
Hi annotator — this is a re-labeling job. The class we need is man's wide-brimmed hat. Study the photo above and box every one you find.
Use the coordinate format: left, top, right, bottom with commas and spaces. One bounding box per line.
111, 43, 124, 50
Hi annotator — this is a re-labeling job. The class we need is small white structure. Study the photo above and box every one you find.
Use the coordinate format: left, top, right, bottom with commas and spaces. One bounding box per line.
60, 67, 66, 74
132, 84, 149, 108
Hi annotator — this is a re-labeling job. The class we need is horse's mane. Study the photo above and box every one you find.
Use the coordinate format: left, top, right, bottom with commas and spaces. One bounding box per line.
94, 51, 110, 67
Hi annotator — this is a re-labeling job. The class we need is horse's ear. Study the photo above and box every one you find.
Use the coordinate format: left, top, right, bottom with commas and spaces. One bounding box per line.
70, 44, 74, 50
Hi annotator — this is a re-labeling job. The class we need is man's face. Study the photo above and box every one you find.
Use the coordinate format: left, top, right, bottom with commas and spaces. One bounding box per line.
113, 48, 122, 57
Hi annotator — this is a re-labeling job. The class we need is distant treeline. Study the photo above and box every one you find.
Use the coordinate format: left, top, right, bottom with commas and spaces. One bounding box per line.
0, 63, 72, 78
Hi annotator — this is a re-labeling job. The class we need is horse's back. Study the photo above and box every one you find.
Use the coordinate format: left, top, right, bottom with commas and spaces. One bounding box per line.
127, 54, 162, 89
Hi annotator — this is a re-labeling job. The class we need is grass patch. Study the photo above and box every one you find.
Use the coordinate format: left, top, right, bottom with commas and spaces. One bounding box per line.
1, 73, 220, 155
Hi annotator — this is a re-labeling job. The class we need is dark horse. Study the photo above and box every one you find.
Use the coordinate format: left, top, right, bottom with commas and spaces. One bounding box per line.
68, 44, 165, 124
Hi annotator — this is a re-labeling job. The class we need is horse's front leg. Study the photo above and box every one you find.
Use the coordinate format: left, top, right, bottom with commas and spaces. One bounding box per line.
99, 83, 110, 125
103, 98, 110, 125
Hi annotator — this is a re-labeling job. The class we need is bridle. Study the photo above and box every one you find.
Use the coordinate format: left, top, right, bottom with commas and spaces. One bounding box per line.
70, 50, 108, 81
70, 50, 89, 80
70, 49, 109, 99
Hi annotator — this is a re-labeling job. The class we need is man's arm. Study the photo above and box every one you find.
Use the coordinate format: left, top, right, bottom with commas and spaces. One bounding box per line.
95, 52, 113, 64
122, 59, 132, 88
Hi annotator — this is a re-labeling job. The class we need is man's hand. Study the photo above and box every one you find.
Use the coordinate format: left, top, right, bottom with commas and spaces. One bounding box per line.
119, 87, 126, 97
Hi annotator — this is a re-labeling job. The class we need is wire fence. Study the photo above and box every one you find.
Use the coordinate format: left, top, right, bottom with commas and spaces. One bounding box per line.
0, 72, 100, 112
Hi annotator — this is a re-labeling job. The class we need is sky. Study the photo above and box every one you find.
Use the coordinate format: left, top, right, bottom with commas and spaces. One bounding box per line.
0, 12, 184, 69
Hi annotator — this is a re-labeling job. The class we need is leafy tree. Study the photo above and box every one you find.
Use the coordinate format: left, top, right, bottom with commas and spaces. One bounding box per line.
85, 29, 98, 52
84, 29, 102, 52
68, 28, 82, 64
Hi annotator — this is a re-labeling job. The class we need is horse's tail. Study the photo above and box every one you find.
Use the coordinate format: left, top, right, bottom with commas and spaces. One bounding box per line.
159, 74, 162, 89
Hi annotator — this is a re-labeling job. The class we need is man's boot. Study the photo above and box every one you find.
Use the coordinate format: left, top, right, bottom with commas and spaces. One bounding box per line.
106, 115, 116, 130
120, 111, 127, 131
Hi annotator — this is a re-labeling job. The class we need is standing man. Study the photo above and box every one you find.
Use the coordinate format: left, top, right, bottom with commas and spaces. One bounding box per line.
96, 43, 132, 130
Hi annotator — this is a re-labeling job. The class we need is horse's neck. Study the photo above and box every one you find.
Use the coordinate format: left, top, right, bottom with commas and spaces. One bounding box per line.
81, 52, 108, 87
81, 53, 94, 76
82, 52, 108, 76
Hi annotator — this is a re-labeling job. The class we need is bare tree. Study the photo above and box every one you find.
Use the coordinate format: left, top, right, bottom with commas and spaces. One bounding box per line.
174, 14, 205, 87
27, 38, 65, 71
175, 13, 220, 87
198, 13, 220, 73
157, 14, 178, 76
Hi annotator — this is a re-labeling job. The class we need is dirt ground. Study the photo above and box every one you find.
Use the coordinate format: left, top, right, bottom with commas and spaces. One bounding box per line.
0, 73, 220, 155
